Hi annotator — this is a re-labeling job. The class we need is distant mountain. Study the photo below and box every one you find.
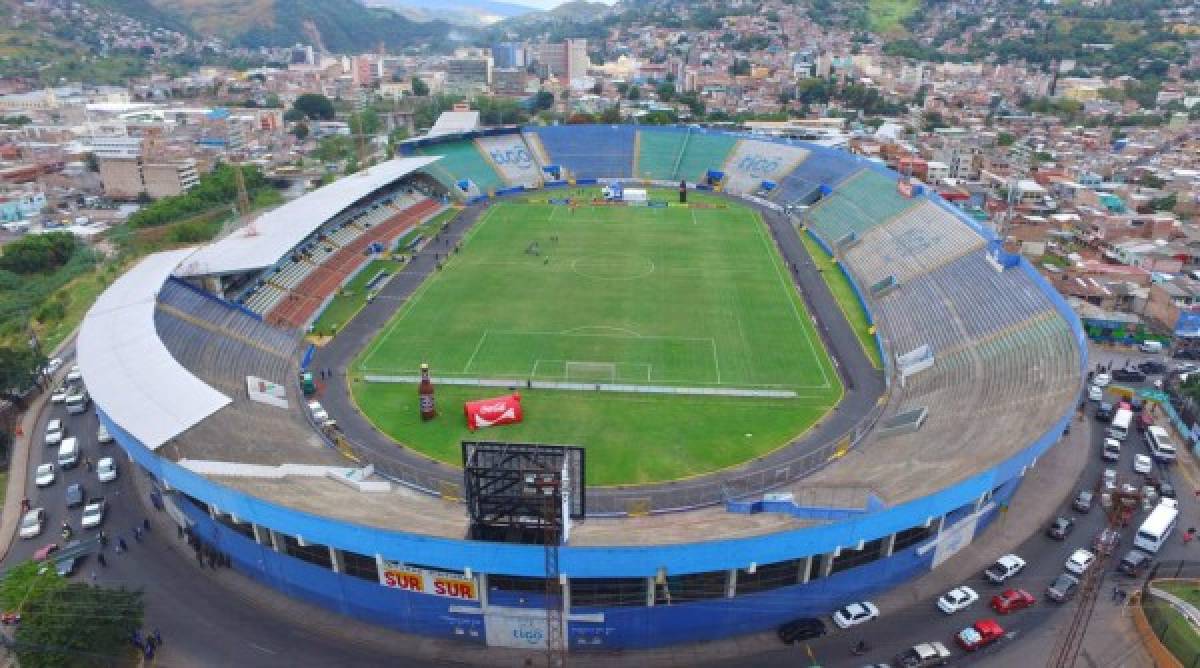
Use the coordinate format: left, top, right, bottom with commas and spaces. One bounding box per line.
131, 0, 455, 52
364, 0, 536, 26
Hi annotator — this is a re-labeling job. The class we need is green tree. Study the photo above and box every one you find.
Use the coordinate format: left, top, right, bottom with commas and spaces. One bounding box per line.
656, 83, 675, 101
291, 121, 310, 141
0, 562, 143, 668
291, 93, 335, 121
599, 106, 621, 124
0, 232, 77, 275
997, 132, 1015, 146
532, 91, 555, 111
0, 346, 44, 398
626, 85, 641, 101
411, 77, 430, 97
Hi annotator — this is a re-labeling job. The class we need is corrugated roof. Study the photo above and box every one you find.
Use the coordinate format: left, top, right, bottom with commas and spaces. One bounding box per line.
77, 250, 232, 450
176, 156, 439, 277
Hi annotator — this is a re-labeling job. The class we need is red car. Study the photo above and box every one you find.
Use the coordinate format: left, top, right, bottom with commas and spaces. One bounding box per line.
990, 588, 1035, 614
32, 543, 58, 562
956, 618, 1005, 651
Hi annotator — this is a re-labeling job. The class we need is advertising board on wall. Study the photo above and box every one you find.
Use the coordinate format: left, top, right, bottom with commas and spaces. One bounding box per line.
379, 561, 479, 601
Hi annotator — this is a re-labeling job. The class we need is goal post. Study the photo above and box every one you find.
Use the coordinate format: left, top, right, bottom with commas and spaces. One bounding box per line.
565, 361, 617, 383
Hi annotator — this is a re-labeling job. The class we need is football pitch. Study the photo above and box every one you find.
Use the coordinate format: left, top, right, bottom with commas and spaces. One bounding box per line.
351, 192, 842, 485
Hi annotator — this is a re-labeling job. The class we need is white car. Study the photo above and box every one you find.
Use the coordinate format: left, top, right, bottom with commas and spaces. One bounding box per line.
1134, 454, 1153, 474
44, 419, 64, 446
832, 601, 879, 629
937, 586, 979, 614
65, 365, 82, 383
34, 463, 56, 487
1065, 548, 1096, 575
307, 400, 336, 427
96, 457, 117, 483
49, 385, 69, 404
1093, 372, 1111, 387
18, 508, 45, 539
41, 357, 63, 376
1087, 385, 1103, 402
81, 498, 106, 529
96, 425, 113, 444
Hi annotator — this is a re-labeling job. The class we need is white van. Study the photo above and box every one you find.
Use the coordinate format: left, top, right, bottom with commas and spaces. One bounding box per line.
1139, 341, 1164, 354
1146, 425, 1178, 463
57, 437, 79, 469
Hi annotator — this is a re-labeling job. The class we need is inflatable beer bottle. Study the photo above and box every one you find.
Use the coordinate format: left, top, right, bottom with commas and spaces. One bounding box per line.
419, 363, 437, 420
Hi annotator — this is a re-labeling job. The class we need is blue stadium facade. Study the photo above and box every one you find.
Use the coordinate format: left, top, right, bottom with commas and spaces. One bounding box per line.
84, 126, 1085, 653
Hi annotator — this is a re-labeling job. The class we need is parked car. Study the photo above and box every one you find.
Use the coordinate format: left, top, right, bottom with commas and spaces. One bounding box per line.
1174, 349, 1200, 361
1174, 362, 1200, 373
96, 425, 113, 444
49, 384, 69, 404
1047, 573, 1080, 603
44, 419, 64, 446
1065, 549, 1096, 575
1119, 550, 1152, 577
34, 463, 56, 487
1102, 438, 1121, 462
41, 357, 63, 377
894, 641, 951, 667
81, 498, 106, 529
1112, 369, 1146, 383
1160, 480, 1177, 499
1139, 361, 1167, 375
777, 617, 826, 644
832, 601, 879, 629
1046, 517, 1075, 540
18, 508, 45, 539
64, 365, 82, 383
937, 586, 979, 615
984, 555, 1026, 584
32, 543, 59, 562
1093, 373, 1111, 387
96, 457, 117, 483
65, 483, 85, 508
1073, 490, 1094, 513
1095, 402, 1115, 422
1088, 385, 1103, 402
956, 619, 1005, 652
990, 588, 1035, 614
1134, 454, 1154, 475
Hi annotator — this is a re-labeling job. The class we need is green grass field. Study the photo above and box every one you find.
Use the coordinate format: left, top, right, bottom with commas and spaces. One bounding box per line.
868, 0, 920, 33
800, 233, 883, 369
351, 193, 841, 485
312, 259, 402, 336
1144, 582, 1200, 663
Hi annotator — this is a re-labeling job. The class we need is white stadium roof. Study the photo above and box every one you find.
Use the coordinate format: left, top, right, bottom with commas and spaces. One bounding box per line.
78, 249, 232, 450
176, 156, 439, 277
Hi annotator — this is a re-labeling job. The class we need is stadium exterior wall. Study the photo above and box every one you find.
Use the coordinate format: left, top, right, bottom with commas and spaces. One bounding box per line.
90, 133, 1087, 649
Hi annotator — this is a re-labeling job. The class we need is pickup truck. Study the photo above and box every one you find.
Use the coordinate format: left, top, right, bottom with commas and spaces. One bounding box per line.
983, 554, 1026, 584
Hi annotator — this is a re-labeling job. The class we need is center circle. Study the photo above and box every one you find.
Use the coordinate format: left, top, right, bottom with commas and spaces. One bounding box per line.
571, 253, 655, 280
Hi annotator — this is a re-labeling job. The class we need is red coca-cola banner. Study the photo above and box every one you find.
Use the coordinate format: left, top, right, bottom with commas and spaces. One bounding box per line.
463, 393, 523, 431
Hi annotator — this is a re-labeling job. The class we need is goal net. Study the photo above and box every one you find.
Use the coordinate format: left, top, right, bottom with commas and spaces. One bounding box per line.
565, 361, 617, 383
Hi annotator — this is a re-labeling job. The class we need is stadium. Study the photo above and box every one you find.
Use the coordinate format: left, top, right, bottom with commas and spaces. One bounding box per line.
77, 124, 1085, 654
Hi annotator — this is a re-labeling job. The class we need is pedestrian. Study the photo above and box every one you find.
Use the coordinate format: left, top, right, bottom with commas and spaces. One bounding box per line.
1112, 585, 1120, 601
1183, 531, 1192, 545
20, 497, 29, 513
118, 537, 127, 552
97, 553, 106, 567
98, 530, 107, 547
90, 570, 96, 583
85, 457, 93, 472
153, 628, 162, 646
143, 518, 151, 531
134, 527, 143, 542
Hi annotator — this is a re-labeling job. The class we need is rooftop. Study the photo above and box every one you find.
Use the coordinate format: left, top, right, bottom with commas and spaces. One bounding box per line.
176, 156, 439, 277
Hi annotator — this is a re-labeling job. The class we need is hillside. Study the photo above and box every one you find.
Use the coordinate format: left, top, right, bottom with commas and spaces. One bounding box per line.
365, 0, 534, 26
140, 0, 455, 51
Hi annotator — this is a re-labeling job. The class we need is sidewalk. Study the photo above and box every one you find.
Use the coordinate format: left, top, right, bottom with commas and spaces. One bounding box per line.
124, 410, 1123, 667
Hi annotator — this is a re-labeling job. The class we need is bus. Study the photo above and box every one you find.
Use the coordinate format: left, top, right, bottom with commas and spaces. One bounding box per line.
1107, 408, 1133, 440
1145, 425, 1178, 463
1134, 498, 1179, 553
